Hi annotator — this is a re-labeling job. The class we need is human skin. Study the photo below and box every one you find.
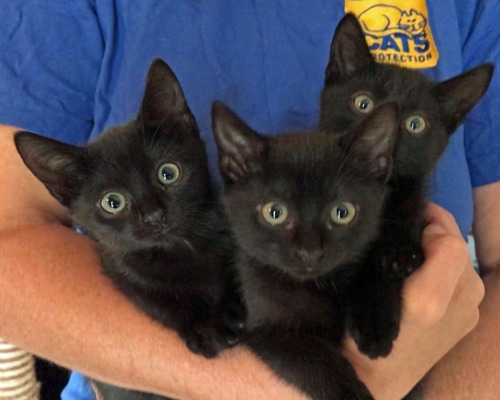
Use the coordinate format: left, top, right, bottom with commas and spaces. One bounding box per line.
0, 124, 495, 399
422, 183, 500, 400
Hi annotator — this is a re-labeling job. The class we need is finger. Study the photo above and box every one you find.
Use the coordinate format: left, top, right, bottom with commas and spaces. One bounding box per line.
424, 202, 462, 237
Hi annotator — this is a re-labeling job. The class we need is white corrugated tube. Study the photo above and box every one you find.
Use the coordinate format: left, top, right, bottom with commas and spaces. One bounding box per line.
0, 339, 39, 400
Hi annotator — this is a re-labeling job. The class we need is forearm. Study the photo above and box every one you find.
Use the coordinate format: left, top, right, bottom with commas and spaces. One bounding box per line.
342, 205, 485, 400
472, 183, 500, 274
424, 182, 500, 399
424, 269, 500, 399
0, 223, 307, 400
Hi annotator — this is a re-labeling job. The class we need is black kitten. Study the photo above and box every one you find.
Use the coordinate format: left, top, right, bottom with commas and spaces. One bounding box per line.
320, 14, 493, 360
212, 101, 399, 400
15, 60, 244, 400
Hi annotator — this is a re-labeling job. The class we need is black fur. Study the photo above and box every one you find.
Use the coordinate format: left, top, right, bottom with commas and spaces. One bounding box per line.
213, 101, 399, 399
320, 14, 493, 363
15, 59, 245, 400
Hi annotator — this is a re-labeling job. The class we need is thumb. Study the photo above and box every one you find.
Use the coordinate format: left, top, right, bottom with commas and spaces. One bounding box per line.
421, 221, 447, 239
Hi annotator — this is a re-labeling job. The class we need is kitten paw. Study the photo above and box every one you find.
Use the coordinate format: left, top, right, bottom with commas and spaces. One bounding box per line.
348, 286, 402, 358
352, 329, 395, 359
180, 325, 224, 358
221, 300, 247, 344
382, 246, 424, 279
350, 321, 398, 358
180, 313, 244, 358
221, 319, 246, 346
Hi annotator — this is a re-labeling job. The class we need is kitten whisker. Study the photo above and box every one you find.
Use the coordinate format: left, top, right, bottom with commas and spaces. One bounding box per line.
180, 237, 195, 253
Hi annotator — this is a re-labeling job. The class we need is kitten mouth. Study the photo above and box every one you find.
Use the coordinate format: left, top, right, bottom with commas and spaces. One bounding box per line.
288, 266, 322, 280
303, 267, 317, 275
134, 227, 172, 242
288, 260, 348, 280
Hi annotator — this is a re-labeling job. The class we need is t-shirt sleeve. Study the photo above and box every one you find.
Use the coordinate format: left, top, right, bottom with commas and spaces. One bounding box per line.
459, 0, 500, 188
0, 0, 104, 145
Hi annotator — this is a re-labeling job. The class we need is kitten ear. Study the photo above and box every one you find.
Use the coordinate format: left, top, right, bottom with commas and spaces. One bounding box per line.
348, 103, 398, 181
211, 101, 266, 184
139, 58, 197, 131
325, 13, 374, 84
435, 64, 494, 133
14, 131, 88, 207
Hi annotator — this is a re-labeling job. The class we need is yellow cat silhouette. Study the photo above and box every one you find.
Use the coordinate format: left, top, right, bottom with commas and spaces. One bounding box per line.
359, 5, 427, 36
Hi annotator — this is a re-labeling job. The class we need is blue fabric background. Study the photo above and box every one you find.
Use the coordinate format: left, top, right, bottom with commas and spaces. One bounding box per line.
0, 1, 498, 398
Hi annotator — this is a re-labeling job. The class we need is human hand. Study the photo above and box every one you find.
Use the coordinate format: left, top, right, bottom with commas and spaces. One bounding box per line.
342, 202, 485, 400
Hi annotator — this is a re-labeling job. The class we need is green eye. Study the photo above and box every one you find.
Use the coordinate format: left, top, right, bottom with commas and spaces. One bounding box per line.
330, 202, 357, 225
100, 192, 127, 214
353, 94, 374, 113
157, 163, 181, 185
404, 115, 427, 135
261, 202, 289, 226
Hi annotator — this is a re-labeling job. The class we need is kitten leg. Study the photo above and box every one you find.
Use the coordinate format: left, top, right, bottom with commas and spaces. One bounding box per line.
246, 326, 374, 400
346, 212, 424, 359
381, 183, 426, 279
346, 263, 404, 358
219, 270, 247, 341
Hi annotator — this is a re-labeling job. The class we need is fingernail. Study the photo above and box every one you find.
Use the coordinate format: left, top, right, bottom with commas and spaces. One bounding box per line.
423, 223, 447, 236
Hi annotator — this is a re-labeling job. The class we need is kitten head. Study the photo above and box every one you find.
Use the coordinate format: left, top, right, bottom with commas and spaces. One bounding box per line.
15, 59, 209, 250
212, 101, 398, 280
320, 13, 494, 178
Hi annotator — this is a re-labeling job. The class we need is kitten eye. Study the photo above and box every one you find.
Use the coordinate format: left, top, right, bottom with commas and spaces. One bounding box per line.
330, 202, 357, 225
352, 94, 374, 114
404, 115, 427, 135
157, 163, 181, 185
261, 202, 289, 226
100, 192, 127, 214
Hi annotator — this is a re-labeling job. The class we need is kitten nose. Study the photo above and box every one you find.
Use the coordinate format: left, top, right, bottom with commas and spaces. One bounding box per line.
141, 211, 165, 233
143, 219, 162, 232
295, 248, 324, 265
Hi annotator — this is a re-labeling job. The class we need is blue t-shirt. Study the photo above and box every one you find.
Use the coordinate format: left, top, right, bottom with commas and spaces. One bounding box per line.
0, 1, 498, 399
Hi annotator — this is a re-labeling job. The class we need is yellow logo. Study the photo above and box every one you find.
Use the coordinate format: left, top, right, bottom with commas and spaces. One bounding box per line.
345, 0, 439, 69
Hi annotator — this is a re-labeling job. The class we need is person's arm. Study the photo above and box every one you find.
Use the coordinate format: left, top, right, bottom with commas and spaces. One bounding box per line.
342, 202, 485, 400
0, 124, 308, 400
2, 120, 486, 400
422, 2, 500, 396
422, 182, 500, 399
